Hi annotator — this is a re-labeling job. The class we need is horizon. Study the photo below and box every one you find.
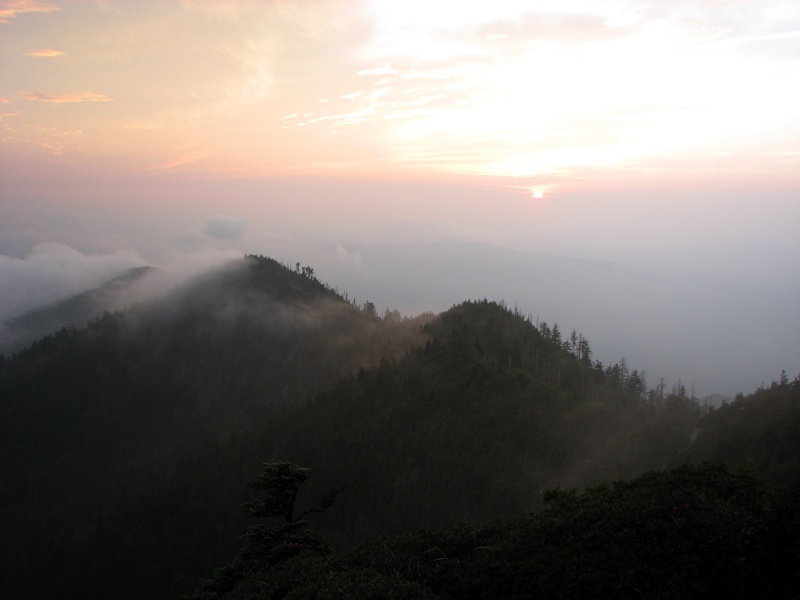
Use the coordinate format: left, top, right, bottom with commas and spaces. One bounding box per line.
1, 0, 799, 397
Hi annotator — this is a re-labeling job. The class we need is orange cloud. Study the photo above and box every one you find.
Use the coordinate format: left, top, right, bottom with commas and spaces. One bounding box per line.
26, 48, 65, 57
0, 0, 59, 24
21, 91, 113, 103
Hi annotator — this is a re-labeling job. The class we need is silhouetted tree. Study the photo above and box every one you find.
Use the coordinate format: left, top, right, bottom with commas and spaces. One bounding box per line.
245, 462, 342, 524
189, 462, 341, 599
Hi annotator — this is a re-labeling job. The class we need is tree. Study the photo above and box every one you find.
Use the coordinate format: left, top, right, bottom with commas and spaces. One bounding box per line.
628, 369, 646, 401
538, 321, 550, 340
569, 329, 578, 356
580, 337, 592, 364
246, 462, 342, 523
550, 323, 561, 346
383, 307, 402, 322
189, 463, 342, 599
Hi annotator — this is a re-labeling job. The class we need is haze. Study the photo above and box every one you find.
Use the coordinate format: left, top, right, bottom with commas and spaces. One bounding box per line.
1, 0, 798, 397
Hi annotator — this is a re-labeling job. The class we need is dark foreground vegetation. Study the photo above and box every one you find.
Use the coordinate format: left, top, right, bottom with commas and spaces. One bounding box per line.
0, 255, 797, 598
192, 463, 799, 600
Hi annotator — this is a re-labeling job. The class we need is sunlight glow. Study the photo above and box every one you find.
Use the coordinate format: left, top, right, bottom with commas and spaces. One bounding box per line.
0, 0, 796, 182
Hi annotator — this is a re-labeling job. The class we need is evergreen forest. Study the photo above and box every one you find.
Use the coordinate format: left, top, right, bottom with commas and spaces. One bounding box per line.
0, 255, 797, 599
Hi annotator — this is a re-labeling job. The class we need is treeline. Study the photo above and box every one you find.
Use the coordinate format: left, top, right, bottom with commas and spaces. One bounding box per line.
258, 254, 404, 321
689, 374, 800, 485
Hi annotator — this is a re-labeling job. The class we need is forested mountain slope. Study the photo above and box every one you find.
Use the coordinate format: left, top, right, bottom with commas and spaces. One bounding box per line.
690, 378, 800, 484
0, 255, 796, 599
240, 299, 704, 548
0, 255, 429, 599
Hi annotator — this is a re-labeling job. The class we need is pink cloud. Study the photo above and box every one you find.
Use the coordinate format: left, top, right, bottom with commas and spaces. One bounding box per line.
21, 91, 113, 103
0, 0, 59, 24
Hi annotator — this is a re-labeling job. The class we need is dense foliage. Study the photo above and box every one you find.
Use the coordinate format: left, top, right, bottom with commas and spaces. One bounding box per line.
690, 377, 800, 485
195, 463, 799, 599
0, 255, 796, 599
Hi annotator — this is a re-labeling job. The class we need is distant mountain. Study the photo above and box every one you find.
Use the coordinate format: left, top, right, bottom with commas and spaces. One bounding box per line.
0, 265, 160, 354
316, 239, 781, 398
0, 255, 795, 600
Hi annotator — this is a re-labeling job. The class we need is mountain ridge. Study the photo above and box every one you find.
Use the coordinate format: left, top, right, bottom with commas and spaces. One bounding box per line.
0, 255, 796, 599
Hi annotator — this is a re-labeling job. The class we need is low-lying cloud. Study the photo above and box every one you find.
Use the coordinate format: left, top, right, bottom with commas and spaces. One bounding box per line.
0, 242, 147, 322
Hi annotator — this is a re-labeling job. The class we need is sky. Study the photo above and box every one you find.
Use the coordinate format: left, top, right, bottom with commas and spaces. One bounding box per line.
1, 0, 798, 396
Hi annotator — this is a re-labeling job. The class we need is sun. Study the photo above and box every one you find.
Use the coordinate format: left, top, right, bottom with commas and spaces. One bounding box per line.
531, 188, 544, 199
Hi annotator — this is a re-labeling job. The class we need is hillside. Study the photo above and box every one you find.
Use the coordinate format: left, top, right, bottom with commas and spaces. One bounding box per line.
0, 265, 160, 355
690, 378, 800, 485
0, 255, 429, 599
244, 298, 705, 548
0, 255, 796, 599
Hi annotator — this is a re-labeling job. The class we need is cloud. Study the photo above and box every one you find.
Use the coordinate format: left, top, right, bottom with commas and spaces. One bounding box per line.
20, 91, 113, 103
335, 243, 363, 270
203, 216, 248, 241
20, 126, 83, 154
0, 242, 147, 321
279, 53, 490, 134
0, 0, 59, 24
21, 91, 113, 103
26, 48, 65, 57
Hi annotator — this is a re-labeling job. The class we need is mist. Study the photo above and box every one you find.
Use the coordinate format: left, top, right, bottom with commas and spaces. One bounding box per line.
0, 242, 148, 322
1, 173, 797, 397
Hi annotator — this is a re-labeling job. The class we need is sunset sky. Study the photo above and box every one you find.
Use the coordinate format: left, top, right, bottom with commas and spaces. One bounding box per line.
1, 0, 799, 396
